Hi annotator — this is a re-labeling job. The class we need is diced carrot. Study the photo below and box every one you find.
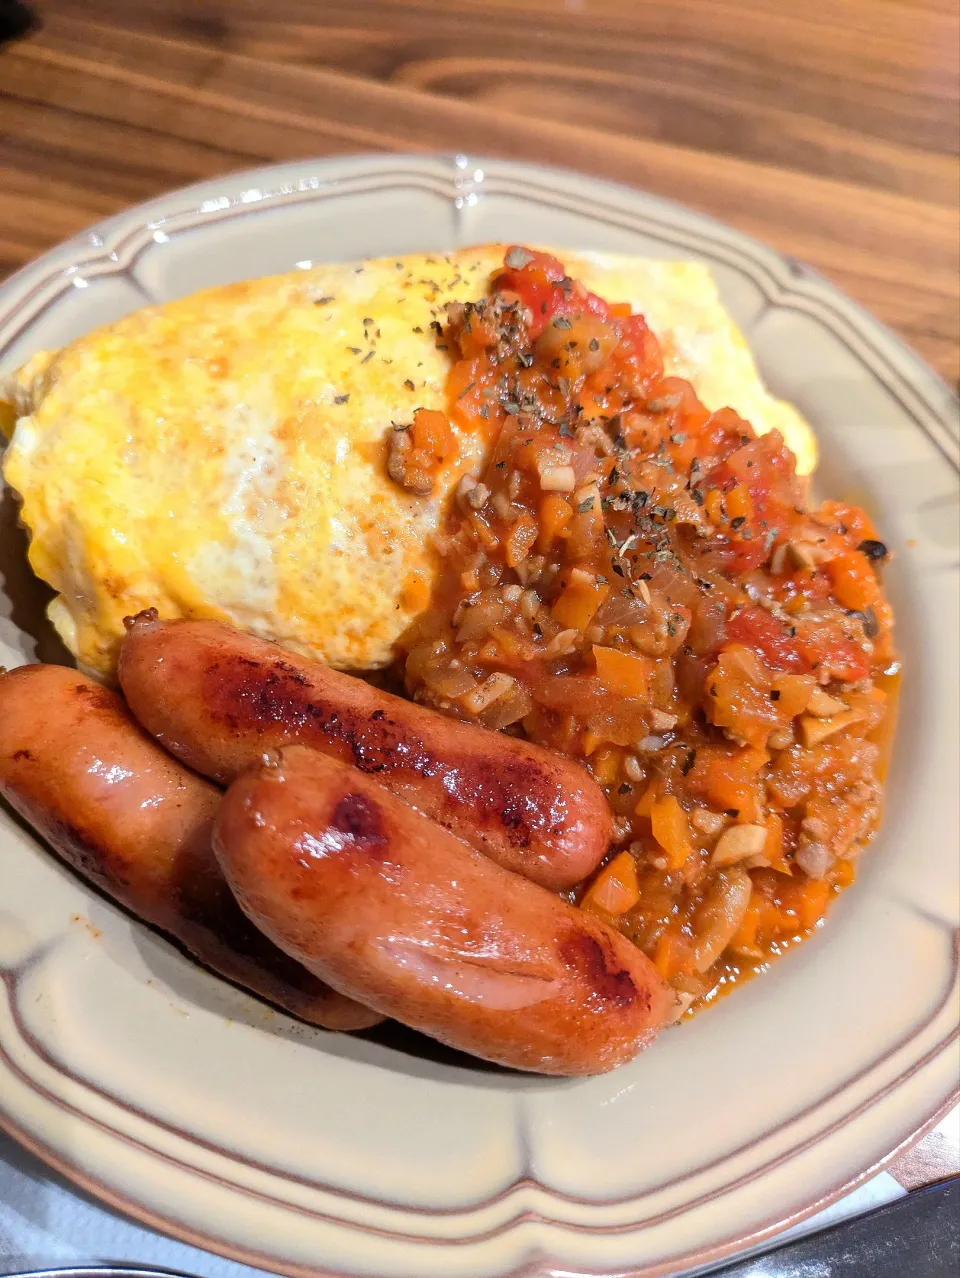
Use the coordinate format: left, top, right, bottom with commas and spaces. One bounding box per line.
735, 893, 788, 950
705, 489, 725, 525
593, 645, 650, 697
551, 571, 610, 631
582, 851, 640, 917
411, 408, 456, 464
819, 500, 878, 544
635, 780, 659, 817
654, 930, 695, 979
795, 879, 831, 930
470, 512, 500, 550
725, 484, 753, 523
824, 551, 880, 612
591, 747, 622, 788
763, 810, 783, 860
505, 511, 538, 567
651, 795, 694, 869
537, 493, 573, 551
762, 811, 793, 875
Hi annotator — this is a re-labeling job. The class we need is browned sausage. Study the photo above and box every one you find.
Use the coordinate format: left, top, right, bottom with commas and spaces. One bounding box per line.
214, 745, 675, 1074
0, 663, 380, 1032
119, 612, 611, 891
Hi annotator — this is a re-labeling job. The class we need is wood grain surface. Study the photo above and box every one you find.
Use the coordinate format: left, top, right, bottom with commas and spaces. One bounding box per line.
0, 0, 957, 381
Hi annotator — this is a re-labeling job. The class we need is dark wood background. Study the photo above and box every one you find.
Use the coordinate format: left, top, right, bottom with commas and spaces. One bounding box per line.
1, 0, 958, 383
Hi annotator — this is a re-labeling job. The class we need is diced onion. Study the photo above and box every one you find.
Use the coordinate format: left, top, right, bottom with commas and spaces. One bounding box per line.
539, 466, 576, 492
461, 672, 516, 714
597, 593, 648, 628
424, 666, 479, 699
796, 841, 833, 879
483, 686, 535, 729
456, 601, 506, 643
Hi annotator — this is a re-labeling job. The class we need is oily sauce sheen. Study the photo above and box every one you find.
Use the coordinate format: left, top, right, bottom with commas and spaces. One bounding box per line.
402, 247, 897, 1015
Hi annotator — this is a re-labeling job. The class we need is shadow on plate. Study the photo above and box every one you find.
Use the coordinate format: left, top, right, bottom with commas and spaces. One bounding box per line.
125, 919, 553, 1089
0, 485, 73, 667
0, 792, 554, 1090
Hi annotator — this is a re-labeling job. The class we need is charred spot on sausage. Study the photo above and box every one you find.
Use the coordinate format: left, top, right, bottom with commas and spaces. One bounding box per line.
331, 792, 386, 847
558, 929, 637, 1007
202, 656, 438, 775
53, 817, 129, 889
272, 660, 308, 686
447, 758, 568, 850
200, 656, 572, 860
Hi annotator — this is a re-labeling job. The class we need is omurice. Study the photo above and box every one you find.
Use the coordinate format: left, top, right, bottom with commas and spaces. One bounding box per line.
0, 245, 816, 682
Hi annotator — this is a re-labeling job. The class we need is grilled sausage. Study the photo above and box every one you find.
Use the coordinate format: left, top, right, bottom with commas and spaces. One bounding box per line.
119, 611, 611, 891
214, 745, 676, 1074
0, 663, 380, 1031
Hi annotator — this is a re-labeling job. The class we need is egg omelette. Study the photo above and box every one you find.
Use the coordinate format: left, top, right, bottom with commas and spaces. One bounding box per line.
0, 246, 816, 682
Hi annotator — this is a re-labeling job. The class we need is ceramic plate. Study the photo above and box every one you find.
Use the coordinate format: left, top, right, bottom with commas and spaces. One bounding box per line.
0, 154, 957, 1278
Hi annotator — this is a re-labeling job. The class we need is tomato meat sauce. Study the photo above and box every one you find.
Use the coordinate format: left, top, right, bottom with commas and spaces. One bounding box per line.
402, 247, 897, 1016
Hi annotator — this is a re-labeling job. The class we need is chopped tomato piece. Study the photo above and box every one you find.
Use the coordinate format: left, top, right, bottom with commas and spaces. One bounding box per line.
494, 246, 612, 339
635, 780, 660, 818
725, 607, 810, 673
687, 745, 768, 825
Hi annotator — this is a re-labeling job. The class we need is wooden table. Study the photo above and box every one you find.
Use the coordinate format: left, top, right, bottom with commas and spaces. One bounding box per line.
1, 0, 958, 384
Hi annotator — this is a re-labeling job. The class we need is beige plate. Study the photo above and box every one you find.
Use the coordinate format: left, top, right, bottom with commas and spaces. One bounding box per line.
0, 154, 957, 1278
